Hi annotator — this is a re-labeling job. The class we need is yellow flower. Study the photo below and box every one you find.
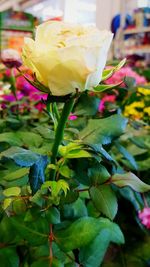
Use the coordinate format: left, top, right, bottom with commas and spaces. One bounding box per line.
22, 21, 113, 96
138, 87, 150, 96
124, 101, 145, 119
144, 107, 150, 116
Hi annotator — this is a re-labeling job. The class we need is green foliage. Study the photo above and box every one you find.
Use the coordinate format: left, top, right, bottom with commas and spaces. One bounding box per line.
0, 58, 150, 267
111, 172, 150, 192
90, 185, 118, 220
10, 216, 49, 245
79, 114, 127, 145
55, 217, 124, 252
115, 142, 138, 170
93, 82, 123, 93
79, 222, 124, 267
88, 164, 111, 185
42, 180, 69, 196
2, 167, 29, 181
3, 186, 21, 197
0, 147, 40, 167
101, 58, 127, 81
74, 93, 100, 116
0, 248, 19, 267
45, 207, 60, 224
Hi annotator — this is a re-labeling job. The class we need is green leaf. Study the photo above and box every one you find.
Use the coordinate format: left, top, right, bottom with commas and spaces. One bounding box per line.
0, 216, 18, 243
110, 222, 125, 244
63, 198, 88, 220
79, 230, 110, 267
10, 216, 48, 245
0, 248, 19, 267
16, 131, 43, 148
31, 190, 45, 207
59, 165, 74, 178
59, 143, 92, 159
3, 167, 29, 181
88, 165, 110, 185
2, 198, 13, 210
90, 185, 118, 220
0, 132, 22, 146
29, 155, 48, 194
116, 143, 137, 170
55, 217, 116, 252
0, 147, 40, 167
137, 157, 150, 171
93, 82, 122, 93
12, 198, 27, 214
115, 58, 127, 71
3, 187, 21, 197
130, 136, 150, 149
74, 93, 100, 116
55, 217, 100, 251
87, 201, 101, 218
59, 143, 82, 155
30, 244, 49, 258
31, 258, 63, 267
65, 263, 78, 267
52, 242, 74, 264
102, 69, 114, 81
34, 125, 55, 140
101, 58, 126, 81
51, 258, 64, 267
45, 207, 60, 224
61, 190, 79, 205
79, 115, 127, 145
111, 172, 150, 192
94, 145, 115, 163
65, 149, 92, 159
79, 222, 124, 267
42, 180, 69, 197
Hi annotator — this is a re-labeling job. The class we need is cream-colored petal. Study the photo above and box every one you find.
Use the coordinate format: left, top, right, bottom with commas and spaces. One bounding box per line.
47, 59, 90, 96
22, 21, 113, 96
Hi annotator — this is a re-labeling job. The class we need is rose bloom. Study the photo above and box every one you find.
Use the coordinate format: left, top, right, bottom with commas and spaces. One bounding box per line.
138, 207, 150, 229
1, 49, 22, 68
22, 21, 113, 96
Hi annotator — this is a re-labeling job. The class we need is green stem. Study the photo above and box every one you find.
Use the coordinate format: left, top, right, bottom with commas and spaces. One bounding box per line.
50, 97, 75, 180
53, 102, 60, 121
10, 68, 17, 100
10, 68, 19, 118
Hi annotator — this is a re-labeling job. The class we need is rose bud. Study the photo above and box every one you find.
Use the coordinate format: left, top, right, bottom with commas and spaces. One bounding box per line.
1, 49, 22, 68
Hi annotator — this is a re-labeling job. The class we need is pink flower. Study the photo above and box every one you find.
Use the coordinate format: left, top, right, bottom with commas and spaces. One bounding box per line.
3, 92, 24, 102
98, 94, 116, 112
16, 76, 36, 95
105, 67, 147, 86
68, 114, 78, 120
138, 207, 150, 229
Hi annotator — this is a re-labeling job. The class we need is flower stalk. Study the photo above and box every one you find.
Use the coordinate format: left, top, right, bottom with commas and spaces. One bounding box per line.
50, 96, 75, 180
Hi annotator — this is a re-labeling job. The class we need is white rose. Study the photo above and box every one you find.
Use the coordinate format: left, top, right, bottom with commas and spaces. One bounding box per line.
22, 21, 113, 96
